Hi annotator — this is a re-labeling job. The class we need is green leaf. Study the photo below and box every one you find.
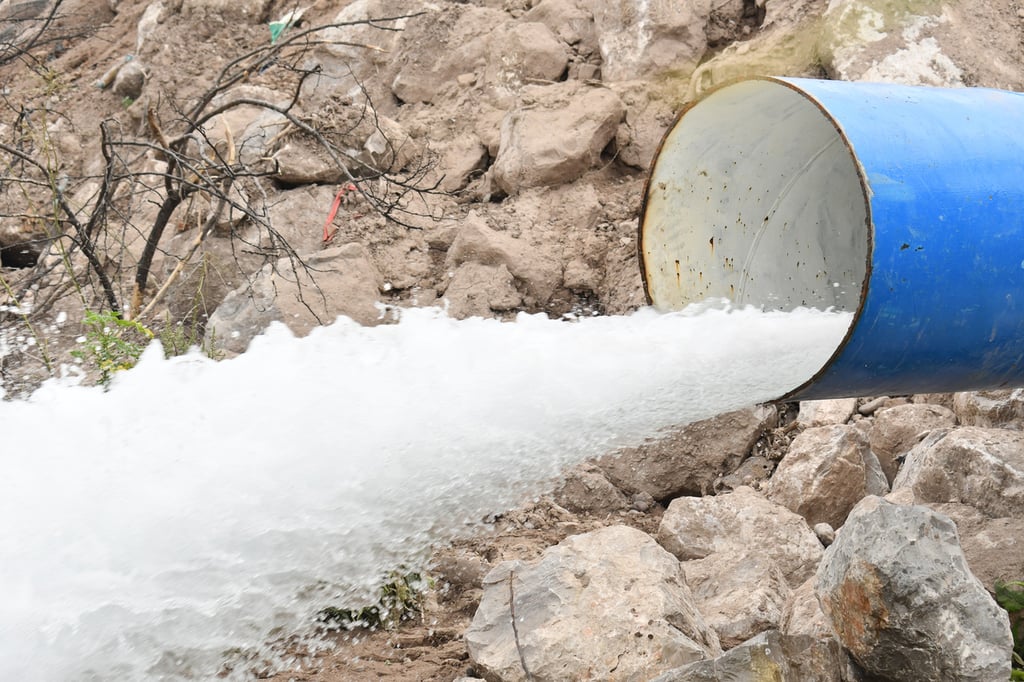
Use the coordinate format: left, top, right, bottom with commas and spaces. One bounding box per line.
996, 581, 1024, 614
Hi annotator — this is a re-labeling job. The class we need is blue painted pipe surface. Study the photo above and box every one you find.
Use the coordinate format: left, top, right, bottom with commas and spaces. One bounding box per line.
639, 77, 1024, 400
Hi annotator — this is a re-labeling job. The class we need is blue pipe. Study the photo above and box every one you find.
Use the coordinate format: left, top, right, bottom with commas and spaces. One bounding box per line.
639, 77, 1024, 400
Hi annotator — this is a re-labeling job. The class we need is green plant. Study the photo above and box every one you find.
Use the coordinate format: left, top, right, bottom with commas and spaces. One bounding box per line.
71, 310, 153, 385
157, 318, 221, 361
121, 96, 134, 108
317, 571, 427, 631
995, 580, 1024, 680
35, 65, 65, 96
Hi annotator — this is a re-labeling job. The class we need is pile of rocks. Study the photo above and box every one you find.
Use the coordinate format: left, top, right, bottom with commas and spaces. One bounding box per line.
450, 391, 1023, 681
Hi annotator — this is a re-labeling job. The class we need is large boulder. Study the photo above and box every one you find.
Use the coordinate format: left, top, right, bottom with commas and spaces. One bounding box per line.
481, 22, 570, 92
202, 85, 291, 166
524, 0, 600, 65
155, 222, 264, 323
551, 464, 632, 515
766, 424, 889, 529
816, 496, 1012, 681
441, 262, 523, 319
444, 212, 561, 308
608, 80, 677, 170
598, 406, 778, 500
263, 184, 341, 257
491, 82, 625, 194
466, 525, 721, 681
682, 551, 791, 650
819, 0, 1024, 90
436, 134, 489, 193
868, 402, 957, 483
953, 389, 1024, 429
388, 4, 501, 104
892, 426, 1024, 519
657, 486, 823, 585
204, 243, 383, 354
585, 0, 712, 82
299, 0, 425, 107
817, 0, 964, 86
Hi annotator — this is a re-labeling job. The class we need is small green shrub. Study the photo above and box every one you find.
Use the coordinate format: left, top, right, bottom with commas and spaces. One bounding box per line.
995, 580, 1024, 680
73, 311, 222, 386
157, 318, 222, 361
318, 571, 427, 631
72, 310, 153, 386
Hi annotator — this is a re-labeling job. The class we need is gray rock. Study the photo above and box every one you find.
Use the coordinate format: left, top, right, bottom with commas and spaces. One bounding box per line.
551, 464, 631, 515
155, 222, 265, 323
598, 406, 778, 500
204, 243, 383, 354
354, 116, 422, 175
630, 491, 656, 513
868, 402, 957, 483
134, 1, 162, 53
300, 0, 424, 107
524, 0, 600, 61
816, 496, 1012, 681
658, 486, 823, 586
438, 135, 489, 193
388, 5, 499, 104
482, 22, 570, 90
272, 141, 346, 185
0, 0, 49, 23
491, 82, 625, 194
111, 60, 145, 100
608, 81, 677, 170
650, 630, 844, 682
441, 262, 523, 319
813, 523, 835, 547
953, 389, 1024, 429
892, 426, 1024, 519
714, 455, 773, 493
445, 213, 561, 308
797, 398, 858, 427
682, 552, 791, 650
205, 85, 290, 166
766, 425, 889, 530
263, 184, 341, 258
466, 525, 721, 682
587, 0, 711, 82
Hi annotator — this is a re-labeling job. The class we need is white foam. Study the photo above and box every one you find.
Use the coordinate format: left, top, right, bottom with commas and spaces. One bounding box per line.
0, 305, 851, 680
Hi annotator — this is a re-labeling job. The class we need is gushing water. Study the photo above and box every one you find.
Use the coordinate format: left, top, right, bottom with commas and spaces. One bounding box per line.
0, 304, 850, 680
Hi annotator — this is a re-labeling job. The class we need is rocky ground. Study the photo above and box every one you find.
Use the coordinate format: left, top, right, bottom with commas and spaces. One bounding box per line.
2, 0, 1024, 680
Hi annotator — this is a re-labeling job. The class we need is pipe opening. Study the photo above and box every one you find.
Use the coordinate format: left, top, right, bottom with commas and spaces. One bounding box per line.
640, 78, 869, 317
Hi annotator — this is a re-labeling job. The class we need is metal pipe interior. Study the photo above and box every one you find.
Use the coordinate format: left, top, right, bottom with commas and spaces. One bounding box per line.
641, 79, 869, 314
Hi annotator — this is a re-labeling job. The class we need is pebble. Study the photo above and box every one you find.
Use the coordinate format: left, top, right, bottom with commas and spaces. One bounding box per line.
814, 522, 836, 546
